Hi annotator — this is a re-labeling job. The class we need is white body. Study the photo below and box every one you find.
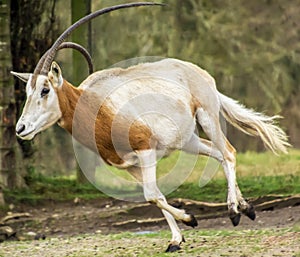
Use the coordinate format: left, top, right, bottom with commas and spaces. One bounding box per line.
80, 59, 206, 155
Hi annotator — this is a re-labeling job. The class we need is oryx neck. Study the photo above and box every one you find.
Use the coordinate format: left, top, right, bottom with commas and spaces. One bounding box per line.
57, 79, 82, 133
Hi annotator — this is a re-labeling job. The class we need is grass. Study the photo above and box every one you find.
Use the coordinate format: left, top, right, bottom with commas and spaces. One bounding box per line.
4, 173, 107, 205
4, 149, 300, 204
0, 226, 299, 257
169, 174, 300, 202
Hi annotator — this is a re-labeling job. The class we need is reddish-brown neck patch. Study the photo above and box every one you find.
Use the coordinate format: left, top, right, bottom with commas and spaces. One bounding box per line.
57, 80, 82, 133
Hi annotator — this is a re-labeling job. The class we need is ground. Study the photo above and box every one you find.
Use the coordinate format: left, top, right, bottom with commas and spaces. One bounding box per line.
0, 197, 300, 256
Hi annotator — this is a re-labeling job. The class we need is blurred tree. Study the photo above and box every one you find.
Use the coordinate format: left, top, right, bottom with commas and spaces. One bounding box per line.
11, 0, 58, 158
9, 0, 63, 183
71, 0, 95, 184
0, 0, 25, 204
71, 0, 91, 83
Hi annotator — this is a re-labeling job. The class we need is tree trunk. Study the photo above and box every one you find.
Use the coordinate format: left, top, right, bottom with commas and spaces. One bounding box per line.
0, 0, 25, 204
71, 0, 95, 184
10, 0, 67, 179
71, 0, 91, 83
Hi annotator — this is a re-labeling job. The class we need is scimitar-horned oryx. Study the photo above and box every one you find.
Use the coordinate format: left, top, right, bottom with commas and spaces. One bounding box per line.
11, 2, 290, 252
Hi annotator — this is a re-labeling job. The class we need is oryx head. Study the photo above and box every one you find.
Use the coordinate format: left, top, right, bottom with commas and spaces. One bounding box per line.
12, 2, 162, 140
12, 42, 94, 140
12, 62, 65, 140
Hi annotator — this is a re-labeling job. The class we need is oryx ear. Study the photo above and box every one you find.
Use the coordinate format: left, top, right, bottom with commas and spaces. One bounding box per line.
48, 61, 63, 88
10, 71, 32, 83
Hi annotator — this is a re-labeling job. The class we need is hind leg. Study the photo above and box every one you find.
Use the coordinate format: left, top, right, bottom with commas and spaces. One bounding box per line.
192, 108, 255, 225
183, 134, 240, 225
235, 184, 256, 220
184, 136, 256, 222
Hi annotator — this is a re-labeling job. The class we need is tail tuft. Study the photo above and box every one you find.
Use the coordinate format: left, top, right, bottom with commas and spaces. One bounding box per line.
218, 93, 291, 154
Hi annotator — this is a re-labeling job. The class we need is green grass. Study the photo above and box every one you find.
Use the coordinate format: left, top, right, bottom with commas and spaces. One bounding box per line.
157, 148, 300, 182
4, 173, 107, 204
4, 149, 300, 204
169, 174, 300, 202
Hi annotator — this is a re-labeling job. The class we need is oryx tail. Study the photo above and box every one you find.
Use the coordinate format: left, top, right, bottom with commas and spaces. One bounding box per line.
218, 92, 290, 154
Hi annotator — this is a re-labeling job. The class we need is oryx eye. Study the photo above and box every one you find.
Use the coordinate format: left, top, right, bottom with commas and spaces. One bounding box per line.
41, 88, 50, 97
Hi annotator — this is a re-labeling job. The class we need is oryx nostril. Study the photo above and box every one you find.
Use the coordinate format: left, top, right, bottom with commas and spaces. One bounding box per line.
16, 124, 26, 135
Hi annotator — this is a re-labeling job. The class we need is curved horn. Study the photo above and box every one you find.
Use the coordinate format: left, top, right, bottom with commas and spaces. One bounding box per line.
32, 42, 94, 81
31, 2, 163, 88
58, 42, 93, 74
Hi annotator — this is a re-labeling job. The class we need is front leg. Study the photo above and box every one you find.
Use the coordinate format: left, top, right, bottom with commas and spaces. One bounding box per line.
135, 149, 198, 252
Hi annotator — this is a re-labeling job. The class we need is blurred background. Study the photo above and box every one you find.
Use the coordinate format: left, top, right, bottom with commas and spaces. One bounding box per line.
0, 0, 299, 196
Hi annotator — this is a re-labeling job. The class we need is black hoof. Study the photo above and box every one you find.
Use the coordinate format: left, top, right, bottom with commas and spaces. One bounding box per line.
243, 204, 256, 221
182, 214, 198, 228
166, 244, 181, 252
229, 212, 241, 226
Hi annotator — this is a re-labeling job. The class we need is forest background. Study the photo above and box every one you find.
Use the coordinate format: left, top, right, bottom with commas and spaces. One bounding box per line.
0, 0, 299, 194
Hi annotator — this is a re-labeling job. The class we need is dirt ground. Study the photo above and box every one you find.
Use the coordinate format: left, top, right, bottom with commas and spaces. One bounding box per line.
0, 197, 300, 256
